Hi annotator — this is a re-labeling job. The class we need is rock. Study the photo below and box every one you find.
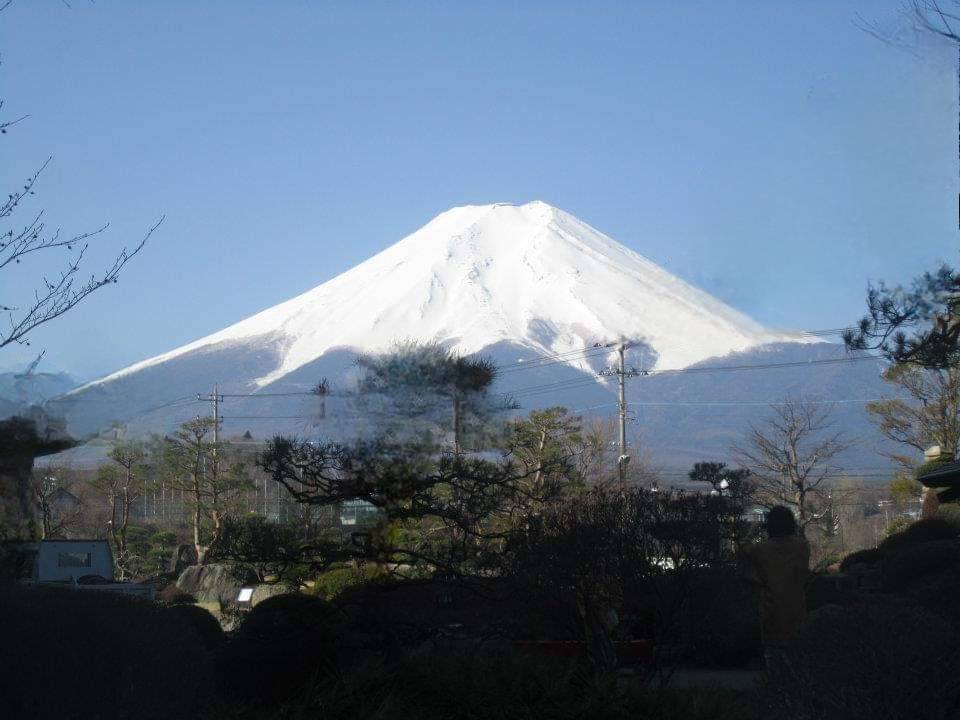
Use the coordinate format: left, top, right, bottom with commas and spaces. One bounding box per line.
251, 583, 288, 606
176, 563, 258, 606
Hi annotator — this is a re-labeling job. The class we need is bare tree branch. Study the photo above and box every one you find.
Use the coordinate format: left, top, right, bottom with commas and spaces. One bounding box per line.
1, 215, 163, 348
733, 398, 850, 530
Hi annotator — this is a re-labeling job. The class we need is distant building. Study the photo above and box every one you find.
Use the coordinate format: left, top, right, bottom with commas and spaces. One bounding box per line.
340, 499, 380, 526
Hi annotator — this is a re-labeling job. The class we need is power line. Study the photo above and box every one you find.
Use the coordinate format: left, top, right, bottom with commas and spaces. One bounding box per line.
221, 415, 320, 420
137, 396, 200, 415
574, 397, 891, 411
496, 344, 616, 374
646, 352, 880, 377
503, 353, 881, 402
493, 326, 861, 375
189, 343, 885, 420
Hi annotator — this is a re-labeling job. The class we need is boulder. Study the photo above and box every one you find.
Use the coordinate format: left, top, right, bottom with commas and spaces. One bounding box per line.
251, 583, 288, 606
176, 563, 258, 606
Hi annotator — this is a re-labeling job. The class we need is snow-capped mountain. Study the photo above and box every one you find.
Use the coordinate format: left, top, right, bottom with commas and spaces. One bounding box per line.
79, 201, 809, 390
50, 201, 889, 469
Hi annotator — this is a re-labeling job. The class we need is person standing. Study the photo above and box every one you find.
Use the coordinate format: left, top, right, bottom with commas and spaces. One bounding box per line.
742, 505, 810, 665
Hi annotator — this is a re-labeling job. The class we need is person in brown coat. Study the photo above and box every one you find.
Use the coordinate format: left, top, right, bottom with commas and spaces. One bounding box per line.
742, 505, 810, 665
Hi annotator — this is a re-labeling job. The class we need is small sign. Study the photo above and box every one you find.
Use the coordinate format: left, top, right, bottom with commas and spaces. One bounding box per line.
237, 587, 254, 603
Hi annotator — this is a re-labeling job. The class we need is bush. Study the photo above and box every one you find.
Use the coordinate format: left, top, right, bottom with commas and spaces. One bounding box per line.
882, 539, 960, 591
313, 564, 385, 601
166, 603, 224, 650
759, 597, 960, 720
877, 517, 960, 557
813, 553, 841, 573
0, 582, 215, 720
839, 547, 882, 572
0, 541, 35, 580
883, 515, 913, 539
900, 564, 960, 631
937, 503, 960, 531
216, 593, 342, 705
675, 567, 760, 666
247, 651, 753, 720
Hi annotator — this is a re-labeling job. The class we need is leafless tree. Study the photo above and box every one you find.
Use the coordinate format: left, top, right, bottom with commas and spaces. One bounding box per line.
734, 399, 850, 530
1, 1, 161, 351
30, 465, 83, 539
857, 1, 960, 47
909, 0, 960, 41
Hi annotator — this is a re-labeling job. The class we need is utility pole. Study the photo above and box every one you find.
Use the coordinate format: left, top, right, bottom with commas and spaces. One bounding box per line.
600, 342, 647, 493
197, 384, 222, 440
617, 344, 627, 490
197, 384, 223, 479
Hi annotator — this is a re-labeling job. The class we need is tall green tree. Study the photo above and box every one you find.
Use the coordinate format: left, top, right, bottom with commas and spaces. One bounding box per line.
163, 418, 251, 564
507, 406, 593, 496
357, 341, 507, 452
845, 265, 960, 369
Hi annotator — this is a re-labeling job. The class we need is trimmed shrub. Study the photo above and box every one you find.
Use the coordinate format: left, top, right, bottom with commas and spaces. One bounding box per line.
166, 603, 225, 650
839, 547, 882, 572
0, 582, 215, 720
900, 565, 960, 631
882, 539, 960, 591
259, 650, 753, 720
313, 563, 385, 601
759, 597, 960, 720
883, 515, 913, 539
877, 517, 960, 557
937, 503, 960, 531
216, 593, 341, 705
676, 567, 760, 666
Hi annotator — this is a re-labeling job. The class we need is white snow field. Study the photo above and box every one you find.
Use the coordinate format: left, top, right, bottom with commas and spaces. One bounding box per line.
73, 201, 811, 395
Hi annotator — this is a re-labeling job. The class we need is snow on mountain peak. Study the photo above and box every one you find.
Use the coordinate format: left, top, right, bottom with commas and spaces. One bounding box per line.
78, 201, 811, 391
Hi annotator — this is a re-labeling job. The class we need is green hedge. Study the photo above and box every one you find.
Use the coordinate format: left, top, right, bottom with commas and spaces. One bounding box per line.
312, 564, 385, 601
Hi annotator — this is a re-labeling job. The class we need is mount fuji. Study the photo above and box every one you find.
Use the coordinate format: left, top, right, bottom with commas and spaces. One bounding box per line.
51, 201, 890, 470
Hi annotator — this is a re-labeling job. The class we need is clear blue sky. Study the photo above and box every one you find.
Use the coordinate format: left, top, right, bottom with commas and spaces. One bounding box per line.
2, 1, 957, 378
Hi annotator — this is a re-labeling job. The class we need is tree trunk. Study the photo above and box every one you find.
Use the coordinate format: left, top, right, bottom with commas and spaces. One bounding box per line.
119, 485, 130, 578
193, 473, 205, 565
452, 396, 462, 455
533, 427, 547, 492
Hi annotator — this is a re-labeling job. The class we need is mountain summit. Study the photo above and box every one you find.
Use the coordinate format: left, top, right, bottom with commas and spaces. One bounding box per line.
79, 201, 806, 396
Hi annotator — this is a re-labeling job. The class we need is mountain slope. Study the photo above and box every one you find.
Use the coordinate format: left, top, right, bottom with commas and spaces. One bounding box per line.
54, 200, 873, 456
75, 201, 810, 394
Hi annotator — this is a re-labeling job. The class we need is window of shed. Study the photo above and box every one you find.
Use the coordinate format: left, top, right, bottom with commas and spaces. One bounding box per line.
58, 552, 92, 568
